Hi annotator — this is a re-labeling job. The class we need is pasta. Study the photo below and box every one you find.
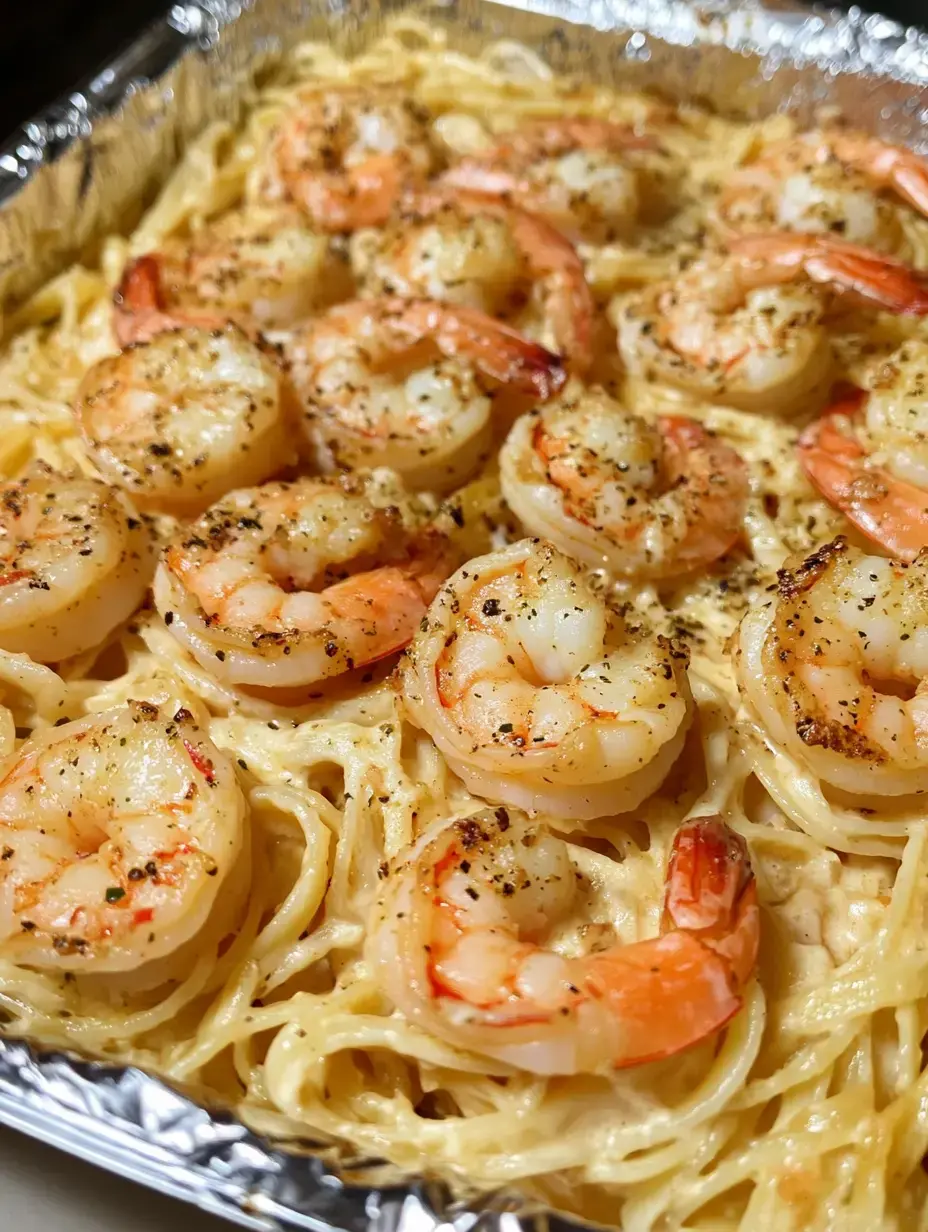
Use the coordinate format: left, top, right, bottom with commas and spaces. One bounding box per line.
1, 19, 928, 1230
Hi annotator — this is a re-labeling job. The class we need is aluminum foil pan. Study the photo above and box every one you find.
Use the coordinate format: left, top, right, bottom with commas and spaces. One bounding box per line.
0, 0, 926, 1226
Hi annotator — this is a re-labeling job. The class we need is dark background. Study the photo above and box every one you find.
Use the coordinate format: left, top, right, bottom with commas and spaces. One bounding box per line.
0, 0, 924, 142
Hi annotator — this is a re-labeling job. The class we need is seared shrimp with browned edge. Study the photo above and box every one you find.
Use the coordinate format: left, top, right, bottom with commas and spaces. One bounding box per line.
0, 463, 154, 662
154, 470, 453, 693
734, 536, 928, 799
617, 233, 928, 415
0, 700, 246, 971
500, 384, 748, 579
256, 87, 434, 232
285, 296, 566, 493
401, 537, 693, 820
798, 342, 928, 560
715, 129, 928, 250
77, 324, 299, 516
442, 118, 658, 244
353, 189, 595, 374
114, 207, 330, 346
370, 809, 759, 1073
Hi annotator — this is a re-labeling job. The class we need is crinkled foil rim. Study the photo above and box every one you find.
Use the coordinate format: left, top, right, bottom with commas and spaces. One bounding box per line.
0, 0, 926, 1227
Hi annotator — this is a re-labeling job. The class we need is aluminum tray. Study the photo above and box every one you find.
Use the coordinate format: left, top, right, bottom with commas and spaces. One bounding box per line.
0, 0, 926, 1227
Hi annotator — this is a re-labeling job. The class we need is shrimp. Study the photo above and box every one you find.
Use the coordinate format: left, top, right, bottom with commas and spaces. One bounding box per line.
617, 234, 928, 414
77, 324, 299, 516
716, 130, 928, 248
0, 464, 154, 662
798, 343, 928, 560
370, 810, 759, 1075
285, 297, 566, 493
734, 536, 928, 798
400, 538, 694, 820
500, 385, 748, 579
154, 471, 453, 692
0, 700, 246, 972
256, 87, 433, 232
442, 119, 656, 244
353, 190, 595, 374
114, 207, 330, 346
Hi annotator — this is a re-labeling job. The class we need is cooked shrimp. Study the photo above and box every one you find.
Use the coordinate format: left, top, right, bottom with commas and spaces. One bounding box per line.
0, 700, 246, 972
716, 130, 928, 247
353, 190, 595, 374
114, 207, 330, 346
370, 810, 758, 1074
734, 536, 928, 798
442, 119, 656, 244
256, 87, 433, 231
500, 385, 748, 579
617, 234, 928, 414
0, 464, 154, 662
799, 343, 928, 560
77, 324, 298, 516
154, 471, 452, 691
400, 538, 694, 820
285, 297, 565, 493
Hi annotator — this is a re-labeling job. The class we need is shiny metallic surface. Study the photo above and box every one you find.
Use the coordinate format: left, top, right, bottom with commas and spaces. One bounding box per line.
0, 0, 925, 1225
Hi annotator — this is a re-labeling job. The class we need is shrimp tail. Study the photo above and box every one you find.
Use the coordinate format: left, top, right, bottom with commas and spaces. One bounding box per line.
113, 256, 174, 347
582, 819, 758, 1070
386, 298, 567, 399
799, 396, 928, 561
662, 817, 759, 988
728, 233, 928, 315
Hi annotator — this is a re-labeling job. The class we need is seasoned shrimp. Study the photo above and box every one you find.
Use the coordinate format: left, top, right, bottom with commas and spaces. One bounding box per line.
353, 190, 595, 374
799, 343, 928, 560
256, 87, 433, 232
442, 119, 656, 244
500, 385, 748, 579
370, 810, 758, 1074
0, 701, 246, 972
0, 464, 154, 662
735, 536, 928, 798
617, 233, 928, 414
77, 324, 298, 516
285, 297, 566, 493
400, 538, 694, 820
114, 207, 330, 346
716, 130, 928, 248
154, 471, 452, 691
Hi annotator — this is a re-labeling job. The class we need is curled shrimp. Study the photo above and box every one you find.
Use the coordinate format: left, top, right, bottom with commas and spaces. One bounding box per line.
0, 464, 154, 662
353, 190, 595, 374
799, 344, 928, 561
256, 87, 433, 232
716, 129, 928, 247
77, 324, 299, 516
114, 207, 331, 346
617, 233, 928, 414
500, 384, 748, 579
370, 810, 759, 1074
734, 535, 928, 798
0, 700, 246, 972
400, 538, 693, 820
154, 471, 452, 692
285, 296, 566, 493
442, 118, 656, 243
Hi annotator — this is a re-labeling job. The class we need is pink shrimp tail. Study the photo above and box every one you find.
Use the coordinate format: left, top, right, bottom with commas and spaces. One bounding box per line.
582, 818, 759, 1068
728, 233, 928, 315
799, 393, 928, 561
385, 298, 567, 400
